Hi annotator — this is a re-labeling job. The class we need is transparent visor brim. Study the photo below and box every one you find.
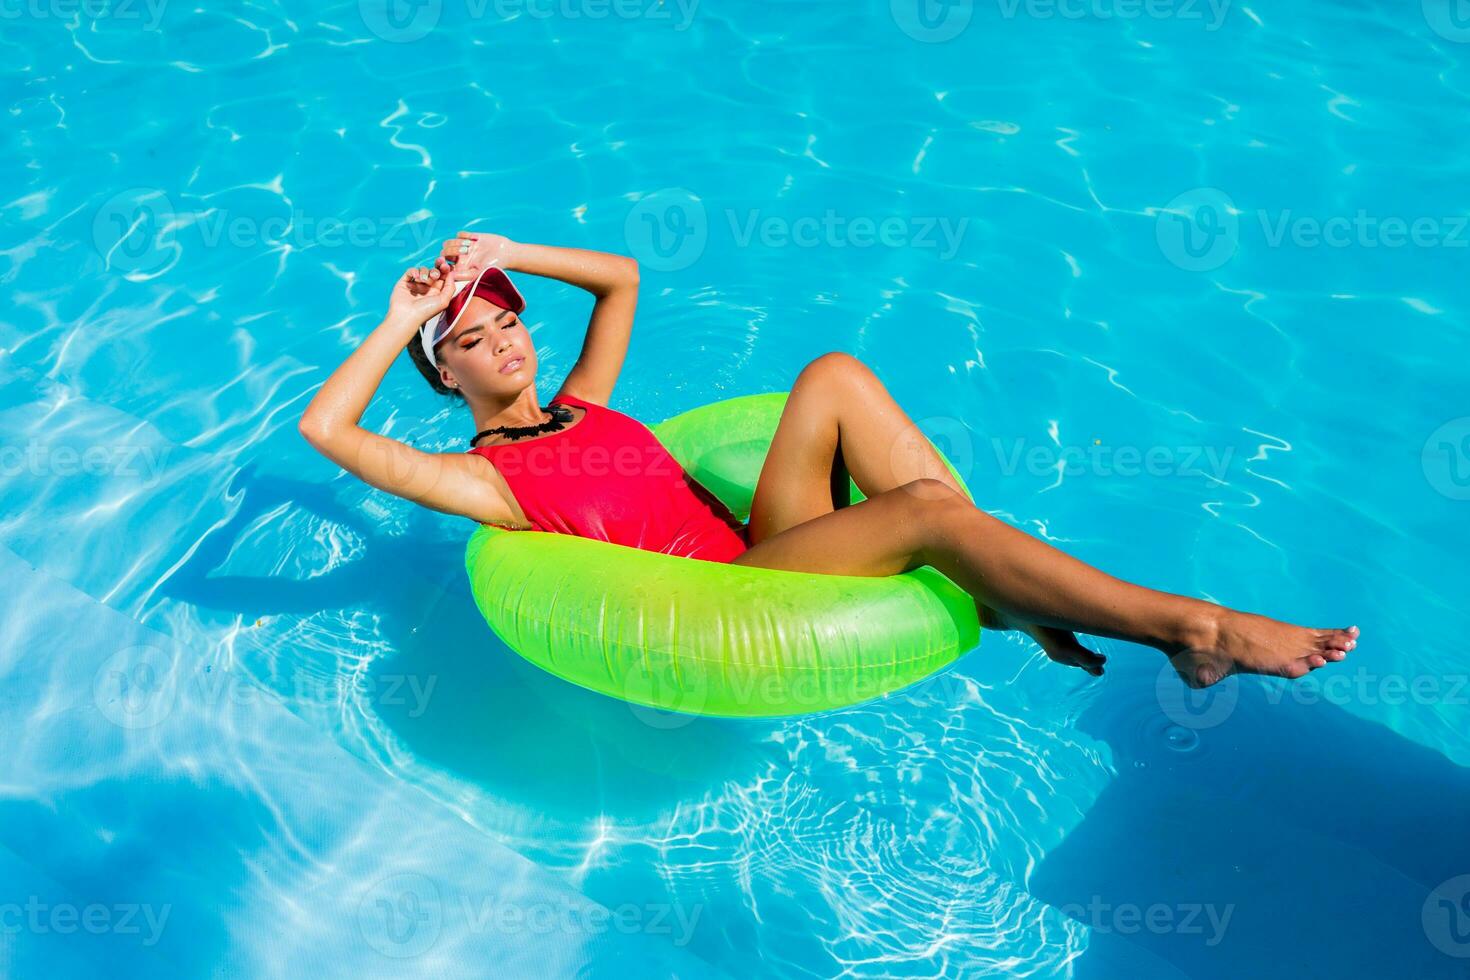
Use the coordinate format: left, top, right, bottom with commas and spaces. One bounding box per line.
425, 311, 455, 348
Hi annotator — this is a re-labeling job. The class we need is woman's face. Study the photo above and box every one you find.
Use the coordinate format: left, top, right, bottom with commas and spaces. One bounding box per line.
436, 295, 536, 398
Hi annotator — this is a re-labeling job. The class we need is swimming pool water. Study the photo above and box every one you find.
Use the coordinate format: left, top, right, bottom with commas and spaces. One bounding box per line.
3, 1, 1469, 976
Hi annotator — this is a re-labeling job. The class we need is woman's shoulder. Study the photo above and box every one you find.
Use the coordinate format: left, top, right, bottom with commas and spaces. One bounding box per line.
550, 389, 596, 409
446, 449, 530, 527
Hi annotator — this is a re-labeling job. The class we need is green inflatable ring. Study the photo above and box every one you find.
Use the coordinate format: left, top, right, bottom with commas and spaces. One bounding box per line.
464, 391, 981, 718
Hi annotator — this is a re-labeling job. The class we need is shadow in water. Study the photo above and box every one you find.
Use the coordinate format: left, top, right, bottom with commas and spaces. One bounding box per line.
1031, 675, 1470, 979
162, 464, 775, 827
0, 780, 263, 975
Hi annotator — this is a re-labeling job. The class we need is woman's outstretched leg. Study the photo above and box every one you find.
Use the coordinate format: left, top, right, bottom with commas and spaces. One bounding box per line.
737, 477, 1359, 690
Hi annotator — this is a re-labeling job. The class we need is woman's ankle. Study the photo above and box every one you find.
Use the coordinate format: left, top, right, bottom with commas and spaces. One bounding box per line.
1163, 601, 1226, 655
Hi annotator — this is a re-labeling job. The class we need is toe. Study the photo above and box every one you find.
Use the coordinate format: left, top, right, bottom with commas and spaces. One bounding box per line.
1034, 628, 1106, 677
1281, 660, 1311, 680
1307, 654, 1327, 668
1070, 649, 1106, 677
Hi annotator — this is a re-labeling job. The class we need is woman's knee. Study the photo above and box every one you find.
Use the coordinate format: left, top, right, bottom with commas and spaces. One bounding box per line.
896, 477, 960, 502
893, 481, 987, 555
797, 351, 873, 391
881, 478, 971, 550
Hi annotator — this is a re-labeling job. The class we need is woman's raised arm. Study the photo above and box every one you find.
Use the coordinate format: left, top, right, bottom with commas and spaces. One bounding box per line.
438, 233, 639, 406
297, 265, 514, 525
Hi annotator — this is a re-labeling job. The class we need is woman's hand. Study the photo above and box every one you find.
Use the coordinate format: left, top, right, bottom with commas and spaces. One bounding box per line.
387, 265, 457, 327
435, 231, 519, 280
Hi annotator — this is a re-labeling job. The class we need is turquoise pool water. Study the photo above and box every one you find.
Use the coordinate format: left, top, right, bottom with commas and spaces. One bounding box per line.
4, 1, 1470, 976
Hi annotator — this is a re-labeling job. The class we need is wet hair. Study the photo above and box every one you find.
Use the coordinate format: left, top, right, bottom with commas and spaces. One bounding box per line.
405, 334, 463, 401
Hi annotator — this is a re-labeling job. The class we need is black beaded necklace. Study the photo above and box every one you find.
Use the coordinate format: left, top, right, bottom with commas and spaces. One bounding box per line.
470, 403, 576, 447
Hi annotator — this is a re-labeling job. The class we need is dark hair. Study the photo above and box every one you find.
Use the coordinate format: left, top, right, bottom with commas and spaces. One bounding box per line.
405, 335, 464, 401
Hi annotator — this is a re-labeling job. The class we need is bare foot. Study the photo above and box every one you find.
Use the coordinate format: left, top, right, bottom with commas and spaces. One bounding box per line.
1169, 610, 1358, 688
1029, 623, 1107, 677
977, 602, 1107, 677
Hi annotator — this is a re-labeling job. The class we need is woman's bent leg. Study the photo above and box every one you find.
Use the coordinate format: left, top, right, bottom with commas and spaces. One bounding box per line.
734, 480, 1359, 688
747, 351, 1104, 673
747, 351, 966, 545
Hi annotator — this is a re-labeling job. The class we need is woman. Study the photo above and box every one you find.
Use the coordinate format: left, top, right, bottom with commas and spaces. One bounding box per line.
299, 231, 1358, 689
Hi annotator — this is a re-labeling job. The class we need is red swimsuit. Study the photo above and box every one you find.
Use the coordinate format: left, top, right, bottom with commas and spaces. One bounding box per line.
466, 392, 751, 563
